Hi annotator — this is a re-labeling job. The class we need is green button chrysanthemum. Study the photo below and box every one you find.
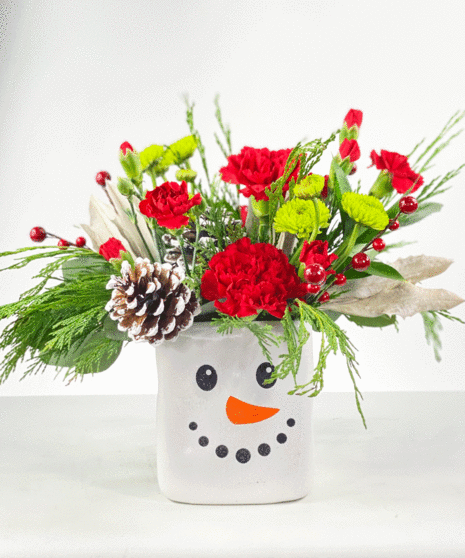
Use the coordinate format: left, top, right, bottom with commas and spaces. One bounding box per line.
341, 192, 389, 230
294, 174, 325, 199
274, 198, 330, 238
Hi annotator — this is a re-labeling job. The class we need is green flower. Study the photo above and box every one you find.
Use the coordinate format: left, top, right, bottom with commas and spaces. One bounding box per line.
341, 192, 389, 230
274, 198, 330, 238
294, 174, 325, 199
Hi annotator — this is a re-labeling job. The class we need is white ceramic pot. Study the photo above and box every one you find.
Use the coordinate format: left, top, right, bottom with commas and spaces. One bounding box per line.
155, 322, 314, 504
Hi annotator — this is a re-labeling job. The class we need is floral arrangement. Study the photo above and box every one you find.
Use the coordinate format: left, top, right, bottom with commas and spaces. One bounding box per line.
1, 100, 463, 425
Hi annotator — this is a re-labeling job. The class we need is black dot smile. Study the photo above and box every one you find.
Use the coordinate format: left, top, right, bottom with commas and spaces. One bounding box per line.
189, 418, 296, 463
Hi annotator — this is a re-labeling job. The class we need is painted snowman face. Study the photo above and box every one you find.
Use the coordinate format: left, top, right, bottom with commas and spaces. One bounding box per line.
156, 324, 313, 503
189, 361, 298, 464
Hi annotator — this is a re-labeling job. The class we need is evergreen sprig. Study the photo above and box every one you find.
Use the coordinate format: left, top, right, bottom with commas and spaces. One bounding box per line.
422, 310, 465, 362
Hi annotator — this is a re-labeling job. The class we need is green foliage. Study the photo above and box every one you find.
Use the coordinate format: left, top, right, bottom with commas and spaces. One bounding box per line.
0, 248, 123, 384
214, 95, 232, 158
398, 202, 443, 226
213, 314, 281, 366
411, 110, 465, 174
185, 97, 211, 188
287, 301, 365, 427
422, 310, 465, 362
364, 261, 405, 281
346, 314, 398, 328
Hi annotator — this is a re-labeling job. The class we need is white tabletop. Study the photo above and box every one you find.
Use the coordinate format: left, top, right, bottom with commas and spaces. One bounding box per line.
0, 392, 464, 558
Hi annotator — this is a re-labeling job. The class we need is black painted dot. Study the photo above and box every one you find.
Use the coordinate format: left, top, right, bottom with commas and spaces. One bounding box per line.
216, 445, 229, 458
198, 436, 209, 447
189, 422, 198, 430
258, 443, 271, 456
287, 418, 296, 427
277, 433, 287, 444
256, 362, 277, 389
196, 364, 218, 391
236, 448, 251, 463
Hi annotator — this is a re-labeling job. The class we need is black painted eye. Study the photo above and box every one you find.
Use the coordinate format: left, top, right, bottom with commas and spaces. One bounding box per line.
256, 362, 276, 389
196, 364, 218, 391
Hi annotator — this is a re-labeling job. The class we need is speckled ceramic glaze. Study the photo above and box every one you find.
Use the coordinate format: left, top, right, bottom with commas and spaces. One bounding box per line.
155, 322, 314, 504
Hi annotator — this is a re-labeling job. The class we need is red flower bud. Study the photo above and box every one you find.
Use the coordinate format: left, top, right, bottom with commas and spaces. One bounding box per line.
339, 139, 361, 163
99, 238, 127, 261
120, 142, 134, 155
321, 175, 329, 199
240, 205, 248, 228
344, 109, 363, 129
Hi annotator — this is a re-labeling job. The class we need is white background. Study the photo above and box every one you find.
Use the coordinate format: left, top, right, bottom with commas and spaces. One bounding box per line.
1, 0, 464, 396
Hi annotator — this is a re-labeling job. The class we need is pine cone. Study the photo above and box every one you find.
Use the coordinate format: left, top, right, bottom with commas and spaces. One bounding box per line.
105, 258, 200, 345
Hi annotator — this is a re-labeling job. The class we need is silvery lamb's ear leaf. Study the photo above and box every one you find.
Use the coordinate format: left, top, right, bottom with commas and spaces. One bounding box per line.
81, 196, 129, 253
325, 282, 464, 319
331, 255, 455, 302
388, 255, 453, 283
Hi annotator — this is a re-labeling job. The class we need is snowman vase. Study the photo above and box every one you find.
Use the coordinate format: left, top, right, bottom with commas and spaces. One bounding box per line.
155, 322, 314, 504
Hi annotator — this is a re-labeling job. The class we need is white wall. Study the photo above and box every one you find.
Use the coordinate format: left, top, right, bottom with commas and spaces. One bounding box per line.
1, 0, 464, 396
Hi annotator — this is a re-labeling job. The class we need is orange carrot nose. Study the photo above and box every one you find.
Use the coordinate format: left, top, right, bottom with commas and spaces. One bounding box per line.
226, 396, 280, 425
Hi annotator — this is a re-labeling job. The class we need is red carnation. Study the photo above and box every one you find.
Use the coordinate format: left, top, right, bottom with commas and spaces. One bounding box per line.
139, 181, 202, 229
99, 238, 127, 261
339, 139, 361, 162
220, 147, 299, 201
344, 109, 363, 129
201, 238, 307, 319
299, 240, 338, 274
370, 150, 424, 193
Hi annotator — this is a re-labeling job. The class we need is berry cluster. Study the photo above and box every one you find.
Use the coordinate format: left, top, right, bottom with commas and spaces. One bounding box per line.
302, 195, 418, 303
29, 227, 87, 250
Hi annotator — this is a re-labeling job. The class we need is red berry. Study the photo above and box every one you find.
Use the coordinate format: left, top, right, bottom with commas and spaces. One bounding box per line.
349, 164, 357, 175
334, 273, 347, 286
319, 291, 330, 303
57, 239, 69, 250
389, 219, 400, 231
95, 171, 111, 186
372, 238, 386, 252
304, 263, 326, 285
399, 196, 418, 214
75, 237, 86, 247
306, 283, 321, 294
30, 226, 46, 242
120, 141, 134, 155
352, 252, 370, 271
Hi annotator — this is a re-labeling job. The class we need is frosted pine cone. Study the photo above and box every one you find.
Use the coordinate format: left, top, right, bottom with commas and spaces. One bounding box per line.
105, 258, 200, 345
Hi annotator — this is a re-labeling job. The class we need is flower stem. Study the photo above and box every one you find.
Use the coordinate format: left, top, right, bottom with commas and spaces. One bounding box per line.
308, 198, 320, 244
334, 222, 361, 270
191, 218, 200, 272
289, 239, 304, 266
178, 234, 191, 276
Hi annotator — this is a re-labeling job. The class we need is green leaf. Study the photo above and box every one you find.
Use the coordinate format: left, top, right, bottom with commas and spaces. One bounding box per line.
102, 314, 129, 341
40, 330, 122, 373
139, 144, 165, 171
398, 202, 443, 226
346, 314, 397, 328
365, 261, 405, 281
331, 159, 352, 202
62, 256, 111, 281
166, 135, 198, 165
